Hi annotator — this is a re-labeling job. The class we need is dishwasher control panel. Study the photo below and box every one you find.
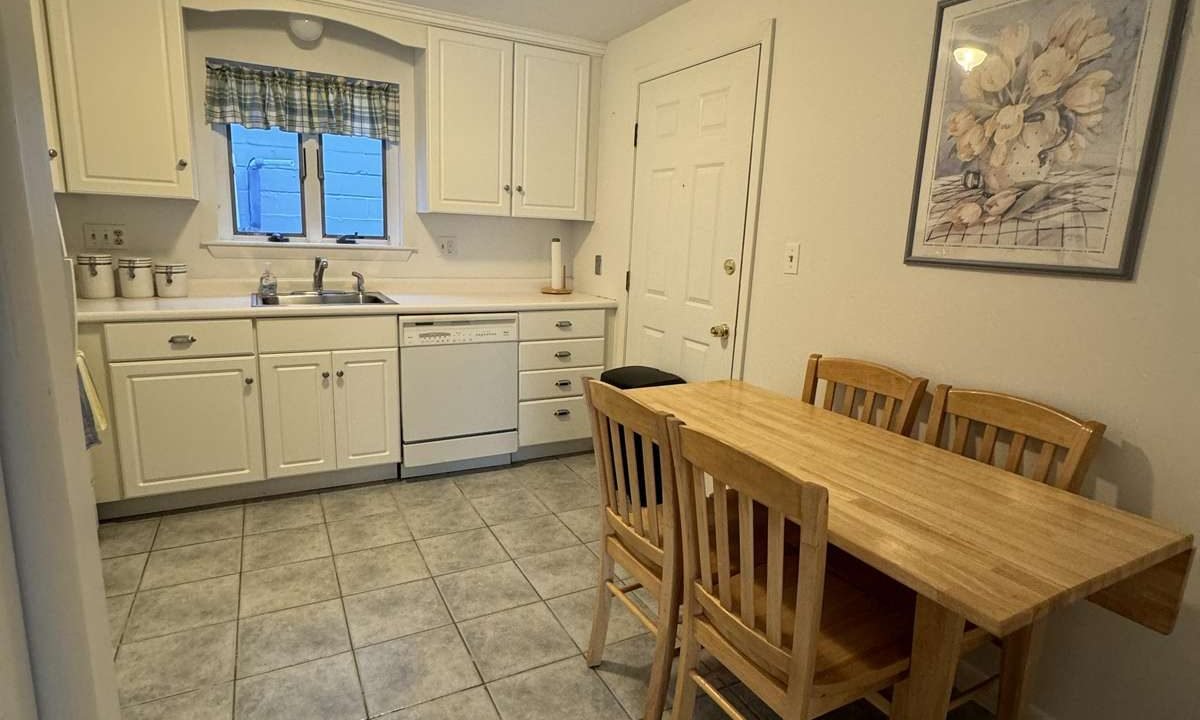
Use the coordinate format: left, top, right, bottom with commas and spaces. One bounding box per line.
400, 314, 518, 346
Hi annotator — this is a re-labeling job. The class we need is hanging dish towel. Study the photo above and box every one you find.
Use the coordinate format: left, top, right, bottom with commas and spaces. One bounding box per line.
76, 351, 108, 448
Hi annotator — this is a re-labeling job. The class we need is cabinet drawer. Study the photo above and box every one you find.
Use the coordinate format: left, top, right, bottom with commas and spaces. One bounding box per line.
105, 320, 253, 362
257, 317, 398, 353
519, 338, 604, 370
519, 366, 603, 401
519, 397, 589, 446
519, 309, 604, 341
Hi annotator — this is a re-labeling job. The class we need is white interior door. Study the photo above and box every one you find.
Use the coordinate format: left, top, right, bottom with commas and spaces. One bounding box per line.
333, 348, 401, 468
259, 352, 336, 479
512, 43, 590, 220
625, 47, 760, 381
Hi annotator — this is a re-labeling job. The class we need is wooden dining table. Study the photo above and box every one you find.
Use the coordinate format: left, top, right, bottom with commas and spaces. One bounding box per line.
630, 380, 1194, 719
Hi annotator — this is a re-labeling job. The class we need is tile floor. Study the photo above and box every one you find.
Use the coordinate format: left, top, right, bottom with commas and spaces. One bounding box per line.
100, 453, 993, 720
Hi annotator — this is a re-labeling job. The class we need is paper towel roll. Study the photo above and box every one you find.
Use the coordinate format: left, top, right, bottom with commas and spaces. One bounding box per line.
550, 238, 564, 290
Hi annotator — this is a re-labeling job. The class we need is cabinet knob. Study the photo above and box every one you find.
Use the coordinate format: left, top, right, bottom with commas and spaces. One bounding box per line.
322, 371, 331, 379
336, 370, 345, 378
516, 185, 524, 193
48, 148, 58, 159
177, 159, 188, 169
554, 351, 572, 359
503, 184, 511, 193
245, 377, 254, 385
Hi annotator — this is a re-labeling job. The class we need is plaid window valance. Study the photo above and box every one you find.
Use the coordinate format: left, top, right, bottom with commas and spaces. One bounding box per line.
205, 60, 400, 142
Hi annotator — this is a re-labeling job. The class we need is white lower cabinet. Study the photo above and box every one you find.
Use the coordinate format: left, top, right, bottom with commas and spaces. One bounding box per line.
259, 352, 337, 479
517, 310, 606, 447
109, 356, 265, 497
333, 349, 401, 469
259, 348, 399, 479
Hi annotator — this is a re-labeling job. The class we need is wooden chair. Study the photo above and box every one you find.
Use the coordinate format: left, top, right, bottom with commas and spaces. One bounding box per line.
583, 378, 684, 720
921, 384, 1107, 718
667, 418, 915, 720
800, 354, 928, 437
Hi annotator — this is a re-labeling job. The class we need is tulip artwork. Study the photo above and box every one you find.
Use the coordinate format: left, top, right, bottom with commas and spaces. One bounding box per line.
906, 0, 1185, 278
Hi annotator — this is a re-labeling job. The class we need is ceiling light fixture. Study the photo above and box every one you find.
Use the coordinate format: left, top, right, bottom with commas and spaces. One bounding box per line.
953, 46, 987, 73
288, 15, 324, 43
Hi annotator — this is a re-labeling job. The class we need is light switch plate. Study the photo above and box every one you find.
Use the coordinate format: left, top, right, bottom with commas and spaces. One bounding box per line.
83, 223, 127, 249
783, 242, 800, 274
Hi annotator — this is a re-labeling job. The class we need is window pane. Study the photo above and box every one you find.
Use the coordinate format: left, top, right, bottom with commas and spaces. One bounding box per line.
229, 125, 303, 235
320, 134, 385, 238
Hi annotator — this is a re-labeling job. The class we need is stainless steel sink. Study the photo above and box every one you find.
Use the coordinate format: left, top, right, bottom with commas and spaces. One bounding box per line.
252, 291, 395, 307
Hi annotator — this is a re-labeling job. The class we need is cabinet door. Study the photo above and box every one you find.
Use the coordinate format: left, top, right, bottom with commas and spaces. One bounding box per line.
259, 353, 336, 479
332, 349, 400, 469
109, 357, 264, 497
44, 0, 194, 198
420, 28, 512, 216
30, 0, 64, 192
512, 44, 590, 220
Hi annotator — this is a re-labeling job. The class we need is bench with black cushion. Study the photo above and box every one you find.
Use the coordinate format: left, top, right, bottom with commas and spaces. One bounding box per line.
598, 366, 685, 506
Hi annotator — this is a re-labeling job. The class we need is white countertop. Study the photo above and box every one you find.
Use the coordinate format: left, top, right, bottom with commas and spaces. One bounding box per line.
77, 290, 617, 323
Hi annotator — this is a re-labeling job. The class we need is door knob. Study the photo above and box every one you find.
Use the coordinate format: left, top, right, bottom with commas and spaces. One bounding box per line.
709, 323, 730, 338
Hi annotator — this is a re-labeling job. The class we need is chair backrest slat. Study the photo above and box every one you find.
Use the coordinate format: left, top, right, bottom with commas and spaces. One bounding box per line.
583, 379, 679, 565
925, 385, 1106, 494
669, 418, 830, 713
801, 354, 928, 437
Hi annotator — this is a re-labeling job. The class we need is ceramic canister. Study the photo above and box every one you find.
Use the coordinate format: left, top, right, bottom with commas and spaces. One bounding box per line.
75, 253, 115, 299
117, 256, 155, 298
153, 262, 189, 298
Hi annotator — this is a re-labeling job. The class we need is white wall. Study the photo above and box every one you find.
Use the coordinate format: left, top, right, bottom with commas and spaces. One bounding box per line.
575, 1, 1199, 717
56, 10, 576, 284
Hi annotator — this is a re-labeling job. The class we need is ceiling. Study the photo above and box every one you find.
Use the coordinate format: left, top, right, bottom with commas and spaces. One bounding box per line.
391, 0, 690, 42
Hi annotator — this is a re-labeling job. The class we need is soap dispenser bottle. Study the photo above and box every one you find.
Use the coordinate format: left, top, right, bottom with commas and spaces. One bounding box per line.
258, 263, 278, 298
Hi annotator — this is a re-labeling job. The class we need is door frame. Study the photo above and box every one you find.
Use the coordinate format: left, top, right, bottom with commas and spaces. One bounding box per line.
623, 18, 775, 380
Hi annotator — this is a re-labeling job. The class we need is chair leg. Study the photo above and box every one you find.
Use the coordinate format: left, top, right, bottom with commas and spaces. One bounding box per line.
586, 542, 616, 667
671, 613, 701, 720
643, 575, 681, 720
996, 620, 1046, 720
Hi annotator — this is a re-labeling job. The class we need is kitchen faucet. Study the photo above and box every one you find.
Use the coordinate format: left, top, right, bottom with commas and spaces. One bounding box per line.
313, 256, 329, 292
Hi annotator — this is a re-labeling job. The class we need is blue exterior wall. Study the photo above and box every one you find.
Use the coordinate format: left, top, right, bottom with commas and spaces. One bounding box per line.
230, 126, 385, 238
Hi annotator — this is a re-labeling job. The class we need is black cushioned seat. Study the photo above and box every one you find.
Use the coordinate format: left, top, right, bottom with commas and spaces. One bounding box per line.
597, 366, 684, 506
600, 365, 685, 390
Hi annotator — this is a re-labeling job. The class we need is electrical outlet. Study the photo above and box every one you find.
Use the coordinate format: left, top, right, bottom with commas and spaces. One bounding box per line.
437, 236, 457, 256
84, 223, 127, 249
783, 242, 800, 274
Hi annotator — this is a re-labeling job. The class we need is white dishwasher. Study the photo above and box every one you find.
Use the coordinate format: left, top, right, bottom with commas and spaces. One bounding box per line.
400, 314, 519, 467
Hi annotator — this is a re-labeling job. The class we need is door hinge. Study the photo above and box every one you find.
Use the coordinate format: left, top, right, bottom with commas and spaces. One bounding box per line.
625, 270, 630, 291
633, 123, 638, 148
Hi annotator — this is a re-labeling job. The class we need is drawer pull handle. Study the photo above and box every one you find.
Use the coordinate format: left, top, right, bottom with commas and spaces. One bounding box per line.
554, 409, 571, 417
168, 335, 196, 345
555, 379, 572, 388
555, 320, 573, 328
554, 351, 572, 359
245, 378, 254, 385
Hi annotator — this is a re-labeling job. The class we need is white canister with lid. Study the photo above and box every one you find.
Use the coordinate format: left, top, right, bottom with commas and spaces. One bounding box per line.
75, 253, 115, 299
117, 257, 155, 298
154, 262, 189, 298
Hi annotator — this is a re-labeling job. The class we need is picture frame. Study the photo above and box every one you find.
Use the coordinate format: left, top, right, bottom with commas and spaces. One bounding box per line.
904, 0, 1188, 278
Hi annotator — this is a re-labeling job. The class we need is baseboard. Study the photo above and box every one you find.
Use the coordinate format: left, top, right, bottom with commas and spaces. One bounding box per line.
97, 465, 396, 519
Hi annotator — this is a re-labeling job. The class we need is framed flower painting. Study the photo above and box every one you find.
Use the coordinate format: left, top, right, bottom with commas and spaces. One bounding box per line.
904, 0, 1187, 278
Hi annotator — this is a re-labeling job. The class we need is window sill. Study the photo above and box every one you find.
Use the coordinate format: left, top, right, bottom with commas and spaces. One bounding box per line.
203, 240, 417, 261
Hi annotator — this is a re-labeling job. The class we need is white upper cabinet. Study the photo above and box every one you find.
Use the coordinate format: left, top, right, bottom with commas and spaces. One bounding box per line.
419, 27, 514, 216
43, 0, 195, 198
512, 44, 590, 220
418, 28, 591, 221
30, 0, 64, 192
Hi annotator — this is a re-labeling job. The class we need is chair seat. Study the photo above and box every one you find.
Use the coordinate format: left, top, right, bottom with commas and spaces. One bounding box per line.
724, 553, 915, 697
